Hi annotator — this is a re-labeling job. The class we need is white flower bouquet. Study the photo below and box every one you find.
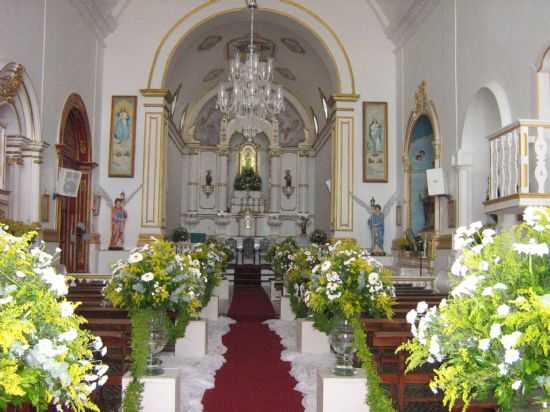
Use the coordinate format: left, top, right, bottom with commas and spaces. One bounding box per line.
400, 207, 550, 412
0, 228, 108, 411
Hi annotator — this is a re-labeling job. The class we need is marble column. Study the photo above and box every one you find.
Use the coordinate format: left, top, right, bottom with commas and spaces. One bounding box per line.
269, 147, 282, 213
20, 140, 47, 223
297, 144, 311, 213
452, 150, 473, 228
217, 145, 229, 212
187, 146, 200, 212
6, 155, 22, 221
331, 99, 356, 236
138, 89, 170, 244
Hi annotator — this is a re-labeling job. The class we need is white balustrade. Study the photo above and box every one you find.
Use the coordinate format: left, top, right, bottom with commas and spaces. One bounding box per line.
486, 120, 550, 201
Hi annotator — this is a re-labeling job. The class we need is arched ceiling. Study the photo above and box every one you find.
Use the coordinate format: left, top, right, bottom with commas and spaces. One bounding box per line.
164, 8, 339, 130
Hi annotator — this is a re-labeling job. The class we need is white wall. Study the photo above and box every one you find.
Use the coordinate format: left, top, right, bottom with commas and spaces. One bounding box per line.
99, 0, 398, 255
398, 0, 550, 236
0, 0, 103, 233
313, 135, 331, 234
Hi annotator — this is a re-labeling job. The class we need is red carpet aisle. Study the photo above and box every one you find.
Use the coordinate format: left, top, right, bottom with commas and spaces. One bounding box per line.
202, 287, 304, 412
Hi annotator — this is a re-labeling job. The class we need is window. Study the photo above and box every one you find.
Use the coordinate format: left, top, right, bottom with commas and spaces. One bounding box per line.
311, 107, 319, 135
319, 88, 329, 119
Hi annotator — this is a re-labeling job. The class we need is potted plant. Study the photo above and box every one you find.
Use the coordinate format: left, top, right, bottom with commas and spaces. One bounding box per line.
171, 226, 189, 243
304, 240, 396, 411
0, 228, 108, 411
105, 239, 206, 412
400, 207, 550, 412
310, 229, 328, 245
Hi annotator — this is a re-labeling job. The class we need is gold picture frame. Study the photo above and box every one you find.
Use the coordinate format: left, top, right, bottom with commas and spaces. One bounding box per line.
363, 102, 388, 182
108, 96, 137, 177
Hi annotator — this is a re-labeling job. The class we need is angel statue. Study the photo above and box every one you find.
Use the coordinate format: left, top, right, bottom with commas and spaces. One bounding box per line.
96, 185, 142, 250
352, 192, 399, 256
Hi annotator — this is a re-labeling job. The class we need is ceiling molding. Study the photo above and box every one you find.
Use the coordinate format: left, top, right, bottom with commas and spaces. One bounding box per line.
382, 0, 441, 50
68, 0, 118, 44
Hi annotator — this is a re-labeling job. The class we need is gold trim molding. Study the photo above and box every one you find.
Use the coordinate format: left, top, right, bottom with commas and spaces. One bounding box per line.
147, 1, 356, 94
140, 88, 171, 98
0, 63, 24, 103
138, 232, 166, 246
483, 192, 550, 206
330, 93, 360, 104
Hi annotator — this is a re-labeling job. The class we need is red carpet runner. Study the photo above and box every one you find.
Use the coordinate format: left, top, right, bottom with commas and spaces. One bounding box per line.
202, 287, 304, 412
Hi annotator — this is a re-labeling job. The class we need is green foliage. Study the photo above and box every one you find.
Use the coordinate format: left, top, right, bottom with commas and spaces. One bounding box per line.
399, 207, 550, 411
352, 318, 397, 412
286, 244, 326, 318
309, 229, 328, 245
0, 219, 39, 238
122, 309, 152, 412
234, 166, 262, 191
171, 227, 189, 243
305, 241, 395, 333
266, 237, 298, 276
0, 228, 107, 411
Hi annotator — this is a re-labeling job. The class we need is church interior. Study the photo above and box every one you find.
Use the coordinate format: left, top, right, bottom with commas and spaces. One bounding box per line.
0, 1, 549, 411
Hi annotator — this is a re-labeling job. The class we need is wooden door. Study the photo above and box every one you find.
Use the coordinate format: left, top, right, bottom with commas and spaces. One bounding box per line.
57, 95, 93, 273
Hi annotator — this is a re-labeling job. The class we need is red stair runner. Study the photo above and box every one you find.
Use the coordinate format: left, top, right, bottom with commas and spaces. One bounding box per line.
202, 287, 303, 412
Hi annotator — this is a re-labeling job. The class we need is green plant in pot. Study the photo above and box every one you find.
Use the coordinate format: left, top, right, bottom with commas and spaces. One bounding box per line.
171, 226, 189, 243
105, 239, 206, 412
234, 166, 262, 191
399, 207, 550, 412
309, 229, 329, 245
305, 239, 396, 411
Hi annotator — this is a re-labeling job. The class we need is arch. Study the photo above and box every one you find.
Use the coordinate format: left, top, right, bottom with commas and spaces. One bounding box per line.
0, 62, 42, 141
402, 81, 442, 234
146, 0, 355, 94
458, 87, 503, 225
56, 94, 93, 273
537, 46, 550, 119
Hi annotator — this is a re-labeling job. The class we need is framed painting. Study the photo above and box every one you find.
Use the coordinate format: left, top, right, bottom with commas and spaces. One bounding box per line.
363, 101, 388, 182
108, 96, 137, 177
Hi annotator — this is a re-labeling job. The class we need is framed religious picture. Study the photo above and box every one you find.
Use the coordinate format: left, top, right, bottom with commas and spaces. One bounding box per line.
108, 96, 137, 177
363, 101, 388, 182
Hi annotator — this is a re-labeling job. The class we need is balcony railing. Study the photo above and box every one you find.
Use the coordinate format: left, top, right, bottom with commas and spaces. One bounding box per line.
485, 119, 550, 213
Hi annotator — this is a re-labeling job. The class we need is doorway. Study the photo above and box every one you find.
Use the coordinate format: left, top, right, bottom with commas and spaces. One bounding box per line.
56, 94, 93, 273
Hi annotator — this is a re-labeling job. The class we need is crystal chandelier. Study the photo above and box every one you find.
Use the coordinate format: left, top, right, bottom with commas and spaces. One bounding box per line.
216, 0, 285, 129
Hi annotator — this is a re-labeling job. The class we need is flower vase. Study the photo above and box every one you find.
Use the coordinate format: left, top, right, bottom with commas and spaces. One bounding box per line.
330, 318, 357, 376
145, 313, 169, 376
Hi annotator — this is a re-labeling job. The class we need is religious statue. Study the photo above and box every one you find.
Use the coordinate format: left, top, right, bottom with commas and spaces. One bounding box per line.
368, 119, 383, 154
298, 214, 310, 236
97, 185, 142, 250
352, 192, 399, 256
284, 169, 292, 188
419, 188, 435, 230
239, 144, 257, 173
205, 170, 213, 186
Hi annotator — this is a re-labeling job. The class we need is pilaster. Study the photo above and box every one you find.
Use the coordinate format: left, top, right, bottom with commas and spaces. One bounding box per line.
269, 147, 282, 213
331, 101, 355, 234
139, 89, 170, 241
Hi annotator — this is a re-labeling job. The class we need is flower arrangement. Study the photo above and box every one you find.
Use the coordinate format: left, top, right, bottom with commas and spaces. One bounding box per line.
234, 166, 262, 191
171, 226, 189, 243
0, 228, 108, 411
0, 219, 40, 238
105, 239, 207, 412
285, 244, 326, 318
266, 237, 298, 278
309, 229, 328, 245
188, 240, 232, 307
305, 240, 396, 412
400, 207, 550, 412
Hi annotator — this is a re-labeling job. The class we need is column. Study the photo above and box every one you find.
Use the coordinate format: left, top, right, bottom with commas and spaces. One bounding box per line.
20, 141, 47, 223
331, 99, 356, 236
452, 150, 473, 228
138, 89, 170, 244
6, 155, 22, 220
297, 144, 311, 213
269, 147, 281, 213
217, 145, 229, 211
188, 146, 200, 212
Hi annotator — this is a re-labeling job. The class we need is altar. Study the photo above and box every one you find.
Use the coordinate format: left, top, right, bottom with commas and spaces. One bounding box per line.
178, 99, 316, 240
